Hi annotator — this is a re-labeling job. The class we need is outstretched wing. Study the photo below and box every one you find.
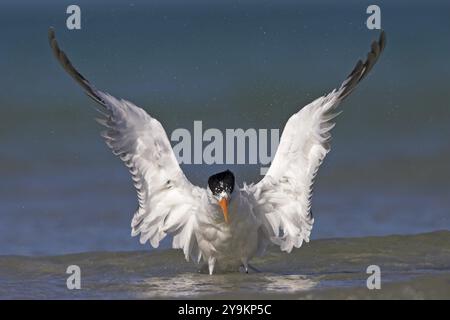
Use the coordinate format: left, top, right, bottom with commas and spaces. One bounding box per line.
48, 28, 208, 261
251, 32, 386, 253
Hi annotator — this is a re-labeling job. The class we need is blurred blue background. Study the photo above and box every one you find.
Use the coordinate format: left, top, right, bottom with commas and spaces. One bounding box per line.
1, 0, 449, 255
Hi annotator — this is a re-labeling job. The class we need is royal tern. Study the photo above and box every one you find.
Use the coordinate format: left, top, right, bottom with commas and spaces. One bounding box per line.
49, 28, 385, 274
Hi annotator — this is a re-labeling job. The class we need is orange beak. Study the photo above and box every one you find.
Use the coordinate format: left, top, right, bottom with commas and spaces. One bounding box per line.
218, 198, 229, 224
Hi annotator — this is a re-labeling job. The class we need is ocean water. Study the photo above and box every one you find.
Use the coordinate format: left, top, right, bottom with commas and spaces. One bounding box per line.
1, 231, 450, 299
1, 0, 450, 299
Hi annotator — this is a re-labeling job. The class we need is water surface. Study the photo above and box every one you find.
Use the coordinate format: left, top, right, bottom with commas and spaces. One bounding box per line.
0, 0, 449, 299
1, 231, 449, 299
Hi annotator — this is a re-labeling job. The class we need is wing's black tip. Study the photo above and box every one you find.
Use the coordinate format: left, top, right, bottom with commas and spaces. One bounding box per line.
48, 27, 55, 44
379, 30, 387, 52
338, 31, 386, 100
48, 27, 104, 105
48, 27, 59, 60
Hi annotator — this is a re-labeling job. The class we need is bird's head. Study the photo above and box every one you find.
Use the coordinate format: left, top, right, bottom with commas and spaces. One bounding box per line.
208, 170, 235, 224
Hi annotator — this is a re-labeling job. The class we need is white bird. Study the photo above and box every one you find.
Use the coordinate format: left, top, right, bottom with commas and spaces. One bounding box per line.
49, 28, 385, 274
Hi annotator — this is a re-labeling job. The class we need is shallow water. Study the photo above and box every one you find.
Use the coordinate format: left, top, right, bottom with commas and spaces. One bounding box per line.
1, 231, 449, 299
0, 0, 450, 299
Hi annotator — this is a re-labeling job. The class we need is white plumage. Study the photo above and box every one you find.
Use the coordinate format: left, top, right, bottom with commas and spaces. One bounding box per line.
49, 28, 385, 274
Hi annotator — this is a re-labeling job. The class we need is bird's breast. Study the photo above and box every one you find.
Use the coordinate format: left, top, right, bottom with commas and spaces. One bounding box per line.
196, 197, 260, 263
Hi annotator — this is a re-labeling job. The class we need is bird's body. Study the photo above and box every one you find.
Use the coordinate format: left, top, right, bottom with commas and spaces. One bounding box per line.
196, 190, 260, 273
49, 28, 385, 274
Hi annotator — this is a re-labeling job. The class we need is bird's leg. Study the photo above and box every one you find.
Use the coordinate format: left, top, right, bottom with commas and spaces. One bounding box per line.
208, 257, 216, 275
240, 258, 249, 273
239, 265, 249, 273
